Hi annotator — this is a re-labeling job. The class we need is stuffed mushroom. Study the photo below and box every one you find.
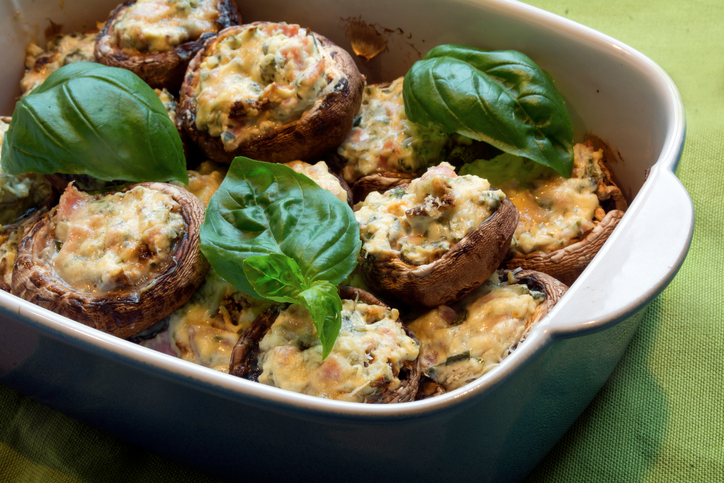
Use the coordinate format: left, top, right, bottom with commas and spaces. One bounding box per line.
20, 25, 103, 96
229, 286, 422, 403
179, 22, 364, 164
95, 0, 242, 90
490, 141, 628, 285
11, 182, 209, 338
409, 268, 567, 395
355, 163, 519, 307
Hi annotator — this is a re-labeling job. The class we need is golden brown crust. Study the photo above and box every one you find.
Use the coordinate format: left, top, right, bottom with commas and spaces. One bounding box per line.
360, 197, 519, 308
10, 182, 209, 339
504, 140, 628, 286
414, 268, 567, 400
95, 0, 241, 90
504, 269, 568, 330
229, 286, 421, 404
179, 22, 364, 164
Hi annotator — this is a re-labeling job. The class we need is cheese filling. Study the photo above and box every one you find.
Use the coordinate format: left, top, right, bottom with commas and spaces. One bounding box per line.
44, 185, 186, 294
408, 271, 544, 390
108, 0, 221, 53
464, 143, 606, 255
355, 163, 505, 266
508, 144, 605, 254
140, 269, 272, 372
173, 160, 228, 207
284, 160, 348, 203
21, 29, 99, 95
0, 227, 22, 288
257, 300, 419, 402
155, 88, 179, 124
0, 120, 53, 225
337, 77, 449, 183
193, 23, 339, 150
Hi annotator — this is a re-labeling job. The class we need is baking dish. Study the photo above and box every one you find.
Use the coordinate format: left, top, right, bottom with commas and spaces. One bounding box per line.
0, 0, 691, 481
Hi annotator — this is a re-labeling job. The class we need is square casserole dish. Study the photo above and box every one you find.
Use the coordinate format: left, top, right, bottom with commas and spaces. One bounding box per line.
0, 0, 691, 481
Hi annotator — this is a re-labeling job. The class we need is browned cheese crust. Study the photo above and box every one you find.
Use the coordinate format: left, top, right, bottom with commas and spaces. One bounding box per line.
178, 22, 365, 164
95, 0, 241, 90
229, 286, 422, 404
415, 268, 568, 400
504, 139, 628, 286
360, 197, 520, 308
10, 182, 210, 338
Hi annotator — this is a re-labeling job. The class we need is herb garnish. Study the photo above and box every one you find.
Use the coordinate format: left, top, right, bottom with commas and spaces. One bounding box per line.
200, 157, 361, 358
1, 62, 187, 183
403, 44, 574, 178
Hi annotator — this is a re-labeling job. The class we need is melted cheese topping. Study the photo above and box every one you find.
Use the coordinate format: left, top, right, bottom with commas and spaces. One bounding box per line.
45, 185, 186, 294
172, 160, 227, 207
107, 0, 221, 53
504, 144, 605, 254
0, 121, 53, 226
0, 226, 22, 287
141, 269, 272, 372
194, 23, 340, 149
355, 163, 505, 266
21, 29, 99, 95
408, 272, 543, 390
337, 77, 449, 183
155, 88, 178, 124
257, 301, 419, 402
284, 160, 348, 203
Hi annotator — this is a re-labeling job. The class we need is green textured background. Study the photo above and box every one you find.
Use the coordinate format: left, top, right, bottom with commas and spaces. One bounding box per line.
1, 0, 722, 481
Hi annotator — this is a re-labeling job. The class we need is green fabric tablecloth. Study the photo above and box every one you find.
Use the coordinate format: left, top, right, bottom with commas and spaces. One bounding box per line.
2, 1, 722, 481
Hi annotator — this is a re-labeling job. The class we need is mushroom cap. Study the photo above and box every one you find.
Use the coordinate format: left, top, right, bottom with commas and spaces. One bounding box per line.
228, 286, 422, 404
11, 182, 209, 339
179, 22, 364, 164
360, 197, 520, 308
95, 0, 242, 90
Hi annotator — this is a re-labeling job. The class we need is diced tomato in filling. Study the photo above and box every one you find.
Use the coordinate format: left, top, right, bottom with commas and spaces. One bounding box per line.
438, 305, 457, 325
421, 164, 457, 180
318, 356, 342, 383
56, 185, 88, 219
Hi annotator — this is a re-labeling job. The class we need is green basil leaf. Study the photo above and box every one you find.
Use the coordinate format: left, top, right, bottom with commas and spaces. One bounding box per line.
403, 44, 574, 177
459, 152, 558, 187
243, 254, 306, 304
244, 255, 344, 356
201, 157, 361, 357
1, 62, 187, 183
297, 282, 343, 359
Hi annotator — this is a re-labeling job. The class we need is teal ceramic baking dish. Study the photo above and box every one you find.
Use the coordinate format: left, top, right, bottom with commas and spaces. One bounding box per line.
0, 0, 691, 481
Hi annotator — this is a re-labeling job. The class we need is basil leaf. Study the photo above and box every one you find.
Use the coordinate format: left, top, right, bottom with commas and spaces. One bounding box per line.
298, 282, 343, 359
201, 157, 361, 357
403, 44, 574, 177
460, 152, 558, 187
245, 254, 343, 358
243, 254, 306, 303
1, 62, 187, 183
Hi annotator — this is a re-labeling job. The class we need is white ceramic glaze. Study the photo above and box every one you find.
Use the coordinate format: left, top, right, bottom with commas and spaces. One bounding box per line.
0, 0, 691, 481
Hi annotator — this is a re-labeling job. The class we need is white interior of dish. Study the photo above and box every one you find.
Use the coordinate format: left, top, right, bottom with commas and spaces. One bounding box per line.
0, 0, 689, 414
